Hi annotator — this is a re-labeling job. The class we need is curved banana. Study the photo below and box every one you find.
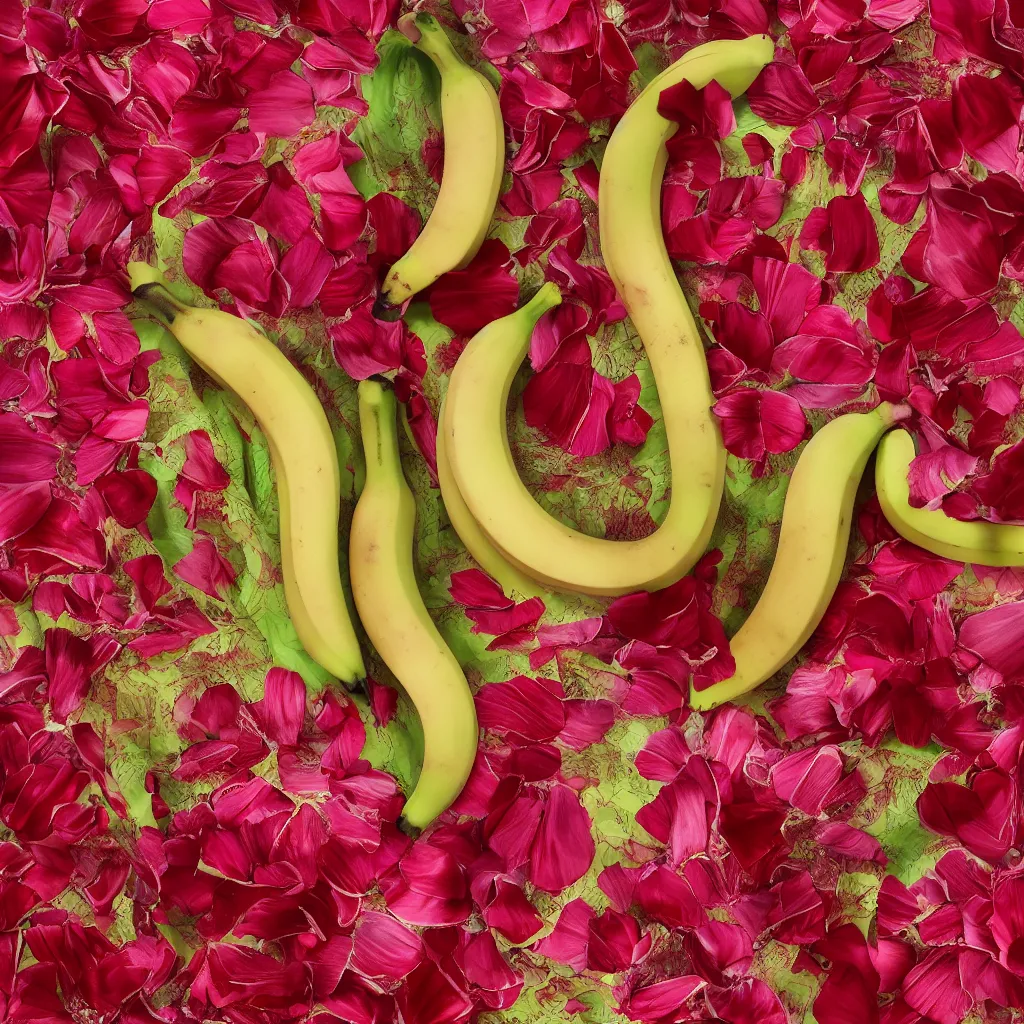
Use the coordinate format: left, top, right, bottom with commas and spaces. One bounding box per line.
690, 405, 897, 712
380, 13, 504, 307
436, 397, 549, 602
128, 263, 365, 686
442, 37, 775, 597
350, 379, 478, 831
877, 428, 1024, 565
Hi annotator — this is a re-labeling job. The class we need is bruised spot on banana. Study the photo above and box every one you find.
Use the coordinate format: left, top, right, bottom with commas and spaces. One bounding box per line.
689, 405, 900, 712
127, 262, 365, 687
379, 13, 504, 309
350, 379, 478, 832
442, 36, 776, 596
876, 428, 1024, 566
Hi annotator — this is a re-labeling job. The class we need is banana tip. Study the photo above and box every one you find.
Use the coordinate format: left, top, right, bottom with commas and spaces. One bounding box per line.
397, 12, 420, 42
396, 815, 422, 839
126, 261, 166, 292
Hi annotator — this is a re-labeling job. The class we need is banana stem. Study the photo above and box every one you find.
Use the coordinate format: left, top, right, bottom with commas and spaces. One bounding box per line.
398, 13, 461, 72
358, 379, 401, 486
127, 264, 188, 325
517, 282, 562, 329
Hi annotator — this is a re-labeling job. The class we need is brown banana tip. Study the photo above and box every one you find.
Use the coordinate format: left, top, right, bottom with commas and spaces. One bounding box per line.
133, 282, 181, 324
397, 12, 421, 43
371, 293, 404, 323
396, 815, 422, 839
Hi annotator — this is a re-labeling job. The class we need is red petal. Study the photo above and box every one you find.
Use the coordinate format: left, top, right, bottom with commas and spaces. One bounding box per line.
528, 785, 594, 893
476, 676, 565, 742
174, 536, 236, 599
428, 240, 519, 338
95, 469, 156, 528
747, 62, 819, 126
713, 388, 809, 462
531, 897, 593, 970
953, 73, 1023, 175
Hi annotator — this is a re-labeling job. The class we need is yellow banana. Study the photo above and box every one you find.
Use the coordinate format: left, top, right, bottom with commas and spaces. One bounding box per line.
350, 379, 478, 831
876, 428, 1024, 565
441, 37, 774, 597
435, 397, 549, 602
380, 13, 504, 306
128, 263, 365, 686
690, 405, 897, 712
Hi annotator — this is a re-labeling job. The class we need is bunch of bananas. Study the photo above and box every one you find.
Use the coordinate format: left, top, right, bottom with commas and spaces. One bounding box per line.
129, 17, 1023, 830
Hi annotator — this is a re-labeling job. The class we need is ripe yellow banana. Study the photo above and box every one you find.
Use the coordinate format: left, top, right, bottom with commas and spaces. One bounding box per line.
435, 397, 549, 602
876, 428, 1024, 565
690, 405, 897, 712
128, 263, 365, 686
350, 379, 478, 831
441, 36, 774, 597
380, 13, 504, 306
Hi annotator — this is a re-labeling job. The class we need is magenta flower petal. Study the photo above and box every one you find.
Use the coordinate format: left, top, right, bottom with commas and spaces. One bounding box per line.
800, 193, 880, 273
476, 676, 565, 743
429, 240, 519, 338
95, 469, 156, 528
174, 536, 236, 600
0, 413, 58, 484
531, 897, 593, 970
44, 627, 121, 723
747, 62, 819, 127
772, 305, 876, 385
953, 73, 1023, 175
770, 745, 844, 815
350, 911, 422, 981
714, 388, 809, 463
618, 975, 706, 1022
528, 784, 594, 893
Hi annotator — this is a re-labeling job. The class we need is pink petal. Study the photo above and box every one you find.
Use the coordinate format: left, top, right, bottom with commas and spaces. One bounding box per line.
902, 949, 972, 1024
16, 496, 107, 570
523, 353, 615, 456
428, 240, 519, 338
95, 469, 157, 528
481, 877, 543, 943
350, 911, 422, 981
770, 745, 845, 815
747, 62, 819, 126
476, 676, 565, 743
45, 627, 121, 723
710, 978, 787, 1024
801, 193, 880, 273
0, 481, 51, 544
0, 413, 58, 484
636, 775, 710, 866
531, 897, 593, 971
329, 304, 405, 380
753, 255, 823, 341
174, 536, 235, 599
618, 975, 706, 1022
713, 388, 809, 462
772, 305, 876, 385
959, 601, 1024, 680
586, 907, 643, 973
558, 700, 615, 751
953, 73, 1023, 175
528, 785, 594, 893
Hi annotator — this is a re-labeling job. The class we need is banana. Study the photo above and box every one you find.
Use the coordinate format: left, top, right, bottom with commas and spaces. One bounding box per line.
350, 379, 478, 831
436, 397, 550, 602
380, 13, 504, 307
441, 37, 775, 597
689, 405, 897, 712
876, 428, 1024, 565
128, 263, 365, 686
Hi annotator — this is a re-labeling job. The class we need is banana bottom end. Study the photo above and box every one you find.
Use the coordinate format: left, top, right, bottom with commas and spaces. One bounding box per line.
396, 815, 423, 839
